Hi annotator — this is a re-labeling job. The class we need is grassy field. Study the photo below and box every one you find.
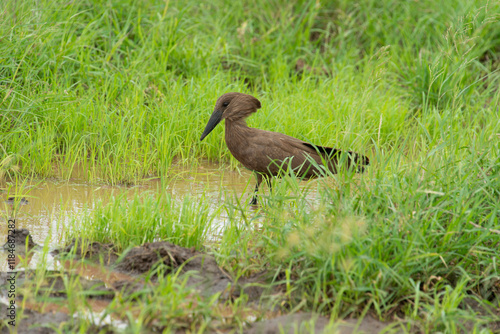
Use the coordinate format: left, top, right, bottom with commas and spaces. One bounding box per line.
1, 0, 500, 332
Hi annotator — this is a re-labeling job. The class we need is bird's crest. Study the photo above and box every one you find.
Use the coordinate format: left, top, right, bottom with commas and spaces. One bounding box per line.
216, 92, 261, 121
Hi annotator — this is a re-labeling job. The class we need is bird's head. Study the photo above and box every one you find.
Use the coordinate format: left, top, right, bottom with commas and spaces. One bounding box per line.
200, 92, 261, 141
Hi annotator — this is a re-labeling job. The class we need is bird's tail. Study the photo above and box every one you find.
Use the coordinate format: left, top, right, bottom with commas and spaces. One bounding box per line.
304, 143, 369, 172
343, 149, 370, 172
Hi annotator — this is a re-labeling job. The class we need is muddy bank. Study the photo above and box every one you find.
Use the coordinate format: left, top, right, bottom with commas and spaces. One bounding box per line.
0, 270, 117, 333
0, 270, 114, 300
0, 302, 69, 334
0, 235, 403, 333
3, 232, 498, 333
51, 239, 401, 333
56, 238, 271, 301
0, 300, 115, 334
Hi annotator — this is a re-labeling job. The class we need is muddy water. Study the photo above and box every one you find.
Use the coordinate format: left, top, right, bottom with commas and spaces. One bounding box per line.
0, 161, 320, 271
0, 161, 260, 270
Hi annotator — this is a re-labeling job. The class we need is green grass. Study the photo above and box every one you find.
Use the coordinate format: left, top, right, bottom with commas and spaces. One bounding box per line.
67, 191, 217, 250
242, 151, 500, 331
1, 0, 500, 332
2, 0, 497, 184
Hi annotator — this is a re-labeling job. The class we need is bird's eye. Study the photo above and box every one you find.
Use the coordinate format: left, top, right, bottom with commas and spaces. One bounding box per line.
222, 101, 229, 107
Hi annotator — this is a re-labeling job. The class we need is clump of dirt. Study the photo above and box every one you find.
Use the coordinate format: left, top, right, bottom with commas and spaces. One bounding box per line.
4, 197, 29, 205
54, 239, 118, 265
109, 279, 145, 296
115, 241, 199, 273
115, 241, 234, 296
58, 239, 270, 300
2, 228, 38, 252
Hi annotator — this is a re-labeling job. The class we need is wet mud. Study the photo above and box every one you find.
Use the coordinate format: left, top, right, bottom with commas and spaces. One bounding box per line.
4, 197, 29, 206
52, 239, 401, 333
247, 313, 397, 334
2, 228, 499, 333
2, 228, 39, 252
0, 270, 114, 300
0, 268, 117, 333
57, 238, 269, 301
0, 231, 276, 333
0, 232, 399, 333
0, 301, 69, 334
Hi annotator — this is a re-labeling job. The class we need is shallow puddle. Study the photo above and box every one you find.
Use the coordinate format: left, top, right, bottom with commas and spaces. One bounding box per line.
0, 161, 320, 271
0, 161, 257, 270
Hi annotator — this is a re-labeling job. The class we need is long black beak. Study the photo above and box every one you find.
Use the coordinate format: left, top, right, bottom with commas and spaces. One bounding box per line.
200, 109, 223, 141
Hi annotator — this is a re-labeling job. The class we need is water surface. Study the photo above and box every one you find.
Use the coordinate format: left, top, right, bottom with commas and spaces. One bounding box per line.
0, 161, 256, 270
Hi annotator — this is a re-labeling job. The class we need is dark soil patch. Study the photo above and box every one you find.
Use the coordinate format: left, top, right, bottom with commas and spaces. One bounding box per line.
4, 237, 406, 333
58, 239, 272, 301
54, 239, 118, 265
247, 312, 400, 334
2, 228, 38, 252
0, 270, 114, 300
115, 241, 234, 297
0, 302, 69, 334
0, 302, 115, 334
4, 197, 29, 205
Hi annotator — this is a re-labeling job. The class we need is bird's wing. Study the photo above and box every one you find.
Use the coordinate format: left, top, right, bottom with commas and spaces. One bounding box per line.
236, 128, 368, 177
244, 130, 327, 176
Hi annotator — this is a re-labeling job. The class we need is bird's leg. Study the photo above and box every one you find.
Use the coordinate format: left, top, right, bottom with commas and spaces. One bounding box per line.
250, 173, 263, 205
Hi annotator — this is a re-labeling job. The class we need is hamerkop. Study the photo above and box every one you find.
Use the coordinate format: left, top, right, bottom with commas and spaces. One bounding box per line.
200, 92, 369, 204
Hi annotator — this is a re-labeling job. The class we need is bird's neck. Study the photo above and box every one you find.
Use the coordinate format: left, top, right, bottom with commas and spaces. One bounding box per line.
224, 119, 252, 153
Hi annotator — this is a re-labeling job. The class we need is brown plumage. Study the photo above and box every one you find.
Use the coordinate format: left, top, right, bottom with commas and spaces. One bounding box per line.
200, 92, 369, 204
